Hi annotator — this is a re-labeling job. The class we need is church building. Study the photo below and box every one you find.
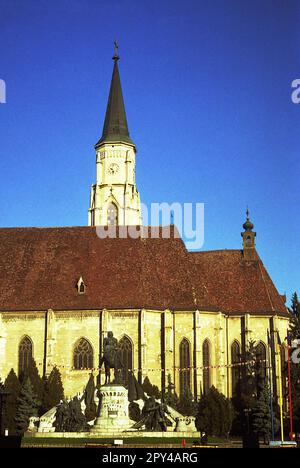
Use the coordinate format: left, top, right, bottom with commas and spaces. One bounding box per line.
0, 49, 289, 400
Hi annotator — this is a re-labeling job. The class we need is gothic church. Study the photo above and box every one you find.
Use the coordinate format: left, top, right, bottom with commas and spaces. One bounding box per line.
0, 50, 289, 400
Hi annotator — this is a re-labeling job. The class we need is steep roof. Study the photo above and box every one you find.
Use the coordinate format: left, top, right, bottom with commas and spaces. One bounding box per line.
191, 249, 288, 316
0, 227, 288, 316
0, 226, 195, 311
95, 56, 135, 148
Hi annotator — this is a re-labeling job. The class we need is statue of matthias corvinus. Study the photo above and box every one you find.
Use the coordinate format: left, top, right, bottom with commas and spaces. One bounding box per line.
99, 331, 145, 402
99, 331, 124, 385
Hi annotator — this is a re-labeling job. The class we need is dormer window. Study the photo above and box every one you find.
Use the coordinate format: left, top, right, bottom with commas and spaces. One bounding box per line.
77, 276, 86, 295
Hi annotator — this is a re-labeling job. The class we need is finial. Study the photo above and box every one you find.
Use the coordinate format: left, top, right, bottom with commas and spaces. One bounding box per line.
113, 40, 119, 61
243, 207, 254, 232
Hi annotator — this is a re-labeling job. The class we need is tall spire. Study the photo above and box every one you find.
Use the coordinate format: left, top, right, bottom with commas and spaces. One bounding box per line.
95, 43, 135, 148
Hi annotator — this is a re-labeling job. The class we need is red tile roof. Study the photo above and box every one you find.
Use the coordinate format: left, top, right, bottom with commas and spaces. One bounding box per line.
191, 249, 288, 316
0, 226, 288, 316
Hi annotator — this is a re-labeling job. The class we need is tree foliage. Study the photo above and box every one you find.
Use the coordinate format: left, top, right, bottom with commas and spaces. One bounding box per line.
252, 384, 272, 442
42, 366, 64, 414
288, 292, 300, 432
177, 386, 197, 416
14, 377, 40, 434
84, 373, 97, 422
164, 374, 179, 410
3, 368, 21, 435
289, 292, 300, 339
196, 386, 234, 437
22, 358, 44, 406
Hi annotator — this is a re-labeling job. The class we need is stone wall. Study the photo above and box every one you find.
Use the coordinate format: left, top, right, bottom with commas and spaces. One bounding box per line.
0, 309, 289, 399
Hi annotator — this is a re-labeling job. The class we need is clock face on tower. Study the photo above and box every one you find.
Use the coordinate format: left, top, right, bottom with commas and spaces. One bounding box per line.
107, 163, 119, 175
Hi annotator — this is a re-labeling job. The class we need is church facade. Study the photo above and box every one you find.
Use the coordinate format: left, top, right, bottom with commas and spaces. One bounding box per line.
0, 51, 289, 400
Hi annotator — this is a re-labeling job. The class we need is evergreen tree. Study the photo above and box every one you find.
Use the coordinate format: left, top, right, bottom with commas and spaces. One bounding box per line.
142, 376, 161, 399
196, 386, 234, 437
84, 373, 96, 422
177, 386, 197, 416
3, 368, 21, 435
288, 292, 300, 432
164, 374, 179, 410
252, 384, 272, 443
14, 377, 40, 434
289, 292, 300, 339
22, 358, 44, 406
42, 366, 64, 414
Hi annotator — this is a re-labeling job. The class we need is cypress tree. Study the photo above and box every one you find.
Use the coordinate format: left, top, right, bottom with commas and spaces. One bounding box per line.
3, 368, 21, 435
42, 366, 64, 413
14, 377, 40, 434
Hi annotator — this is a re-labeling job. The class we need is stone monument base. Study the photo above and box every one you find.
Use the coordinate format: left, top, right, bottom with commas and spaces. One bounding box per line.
90, 384, 132, 434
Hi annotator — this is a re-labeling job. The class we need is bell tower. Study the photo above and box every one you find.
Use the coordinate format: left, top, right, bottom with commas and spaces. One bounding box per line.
88, 44, 142, 226
241, 208, 257, 261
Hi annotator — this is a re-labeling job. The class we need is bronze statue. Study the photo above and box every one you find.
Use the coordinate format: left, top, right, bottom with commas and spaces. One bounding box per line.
99, 331, 123, 384
132, 396, 168, 432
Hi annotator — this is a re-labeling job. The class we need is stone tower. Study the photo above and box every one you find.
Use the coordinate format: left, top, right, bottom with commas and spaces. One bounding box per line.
241, 208, 257, 261
88, 47, 142, 226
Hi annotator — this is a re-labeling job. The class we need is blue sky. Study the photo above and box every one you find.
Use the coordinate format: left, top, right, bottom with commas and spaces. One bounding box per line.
0, 0, 299, 304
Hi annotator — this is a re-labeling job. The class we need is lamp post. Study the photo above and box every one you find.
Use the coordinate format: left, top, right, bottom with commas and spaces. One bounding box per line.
0, 382, 10, 436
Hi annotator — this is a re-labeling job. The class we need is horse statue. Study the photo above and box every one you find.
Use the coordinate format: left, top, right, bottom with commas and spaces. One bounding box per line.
99, 331, 124, 385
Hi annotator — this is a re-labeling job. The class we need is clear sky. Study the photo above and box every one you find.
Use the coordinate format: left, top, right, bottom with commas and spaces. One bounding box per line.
0, 0, 299, 304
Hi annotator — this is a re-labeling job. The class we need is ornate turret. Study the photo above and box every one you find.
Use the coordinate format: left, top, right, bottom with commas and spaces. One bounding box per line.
241, 208, 256, 261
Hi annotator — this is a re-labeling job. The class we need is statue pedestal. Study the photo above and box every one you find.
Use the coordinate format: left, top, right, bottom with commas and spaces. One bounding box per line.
90, 385, 132, 434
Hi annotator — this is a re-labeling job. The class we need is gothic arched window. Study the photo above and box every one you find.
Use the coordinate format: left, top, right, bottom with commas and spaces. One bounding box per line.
73, 338, 93, 370
107, 202, 118, 226
203, 339, 211, 394
18, 336, 33, 377
231, 340, 241, 396
119, 336, 133, 385
255, 341, 267, 378
179, 338, 191, 396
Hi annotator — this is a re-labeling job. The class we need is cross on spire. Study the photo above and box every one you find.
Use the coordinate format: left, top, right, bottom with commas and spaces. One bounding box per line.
113, 40, 119, 61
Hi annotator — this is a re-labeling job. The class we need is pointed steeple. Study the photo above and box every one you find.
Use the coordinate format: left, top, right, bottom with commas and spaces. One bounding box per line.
95, 43, 135, 148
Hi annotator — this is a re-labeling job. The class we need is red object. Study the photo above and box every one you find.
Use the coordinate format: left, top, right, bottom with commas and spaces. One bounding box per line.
287, 341, 294, 441
182, 439, 186, 448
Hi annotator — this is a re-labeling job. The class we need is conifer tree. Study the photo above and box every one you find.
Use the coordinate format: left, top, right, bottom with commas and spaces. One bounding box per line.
288, 292, 300, 432
84, 373, 96, 422
42, 366, 64, 413
289, 292, 300, 339
164, 374, 179, 410
22, 358, 44, 406
196, 386, 234, 437
14, 377, 40, 434
252, 384, 272, 443
177, 386, 197, 416
3, 368, 21, 435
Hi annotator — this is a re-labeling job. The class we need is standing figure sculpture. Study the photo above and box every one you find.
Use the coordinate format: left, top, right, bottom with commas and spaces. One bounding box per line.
100, 331, 124, 384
